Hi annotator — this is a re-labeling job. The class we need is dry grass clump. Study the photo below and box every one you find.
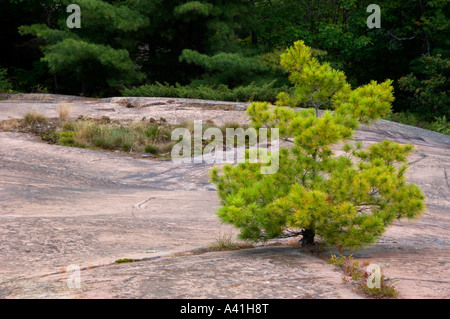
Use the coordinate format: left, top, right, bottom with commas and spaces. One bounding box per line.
23, 111, 47, 124
209, 232, 254, 251
58, 103, 71, 121
0, 118, 21, 131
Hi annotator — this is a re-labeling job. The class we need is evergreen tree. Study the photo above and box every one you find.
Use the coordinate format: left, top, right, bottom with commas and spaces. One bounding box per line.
18, 0, 148, 95
398, 54, 450, 120
211, 41, 425, 251
135, 0, 269, 86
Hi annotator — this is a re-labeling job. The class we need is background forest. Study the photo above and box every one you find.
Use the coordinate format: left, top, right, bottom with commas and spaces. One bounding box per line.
0, 0, 448, 133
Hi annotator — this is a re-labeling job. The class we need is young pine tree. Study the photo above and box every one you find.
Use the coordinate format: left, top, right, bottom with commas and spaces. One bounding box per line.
211, 40, 425, 251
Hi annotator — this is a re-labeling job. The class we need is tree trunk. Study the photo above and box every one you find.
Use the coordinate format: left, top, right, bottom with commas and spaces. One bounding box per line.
53, 73, 58, 93
300, 229, 315, 247
418, 0, 431, 56
251, 31, 258, 45
81, 80, 86, 97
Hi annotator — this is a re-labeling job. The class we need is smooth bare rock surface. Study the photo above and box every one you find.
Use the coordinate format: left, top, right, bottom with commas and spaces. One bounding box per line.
0, 94, 249, 125
341, 139, 450, 299
3, 247, 363, 299
0, 94, 449, 299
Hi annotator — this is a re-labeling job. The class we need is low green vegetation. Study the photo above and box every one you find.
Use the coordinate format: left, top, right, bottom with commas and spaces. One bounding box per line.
328, 254, 399, 299
397, 54, 449, 122
122, 82, 292, 104
0, 68, 12, 93
55, 120, 176, 155
114, 258, 135, 264
385, 113, 450, 136
2, 1, 447, 134
10, 112, 251, 158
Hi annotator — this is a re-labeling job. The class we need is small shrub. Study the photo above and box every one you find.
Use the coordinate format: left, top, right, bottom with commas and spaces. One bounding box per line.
327, 253, 348, 267
57, 131, 76, 146
328, 254, 399, 298
431, 116, 450, 135
41, 131, 59, 143
385, 112, 450, 136
398, 54, 449, 121
0, 68, 12, 93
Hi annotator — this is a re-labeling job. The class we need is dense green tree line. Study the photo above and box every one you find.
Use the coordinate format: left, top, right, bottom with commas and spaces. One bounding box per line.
0, 0, 448, 121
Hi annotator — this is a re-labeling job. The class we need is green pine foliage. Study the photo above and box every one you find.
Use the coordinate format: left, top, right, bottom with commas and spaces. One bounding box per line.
2, 0, 447, 130
174, 1, 214, 18
0, 68, 13, 93
122, 81, 292, 103
18, 0, 148, 95
179, 50, 271, 86
398, 54, 449, 120
211, 41, 426, 251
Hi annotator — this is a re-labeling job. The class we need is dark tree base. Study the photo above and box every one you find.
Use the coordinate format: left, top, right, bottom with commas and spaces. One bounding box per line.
300, 229, 315, 247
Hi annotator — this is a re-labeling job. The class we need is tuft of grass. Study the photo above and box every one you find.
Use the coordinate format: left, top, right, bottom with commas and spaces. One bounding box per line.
178, 120, 195, 133
144, 124, 159, 139
58, 103, 71, 121
209, 232, 254, 251
144, 144, 159, 155
72, 121, 102, 145
107, 127, 134, 152
23, 111, 47, 125
0, 119, 21, 131
328, 254, 399, 299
